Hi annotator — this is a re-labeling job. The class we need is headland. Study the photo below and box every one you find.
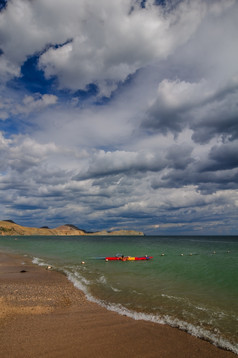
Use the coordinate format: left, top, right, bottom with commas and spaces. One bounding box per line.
0, 220, 144, 236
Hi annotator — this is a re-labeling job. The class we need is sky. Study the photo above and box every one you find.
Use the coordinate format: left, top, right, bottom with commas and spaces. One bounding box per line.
0, 0, 238, 235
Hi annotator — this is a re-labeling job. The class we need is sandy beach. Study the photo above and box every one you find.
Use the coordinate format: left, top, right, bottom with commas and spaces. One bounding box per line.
0, 251, 236, 358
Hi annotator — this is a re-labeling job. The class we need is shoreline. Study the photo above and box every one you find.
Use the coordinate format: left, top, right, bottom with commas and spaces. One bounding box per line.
0, 251, 236, 358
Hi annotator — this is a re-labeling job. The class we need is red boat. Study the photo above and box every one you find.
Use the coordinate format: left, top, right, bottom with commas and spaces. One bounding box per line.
105, 255, 153, 261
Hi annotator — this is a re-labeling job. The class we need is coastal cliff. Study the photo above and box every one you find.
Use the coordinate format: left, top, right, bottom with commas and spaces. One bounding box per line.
0, 220, 144, 236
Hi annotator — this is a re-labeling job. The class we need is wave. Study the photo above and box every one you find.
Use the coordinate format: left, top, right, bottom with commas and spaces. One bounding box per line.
86, 295, 238, 354
94, 301, 238, 354
97, 275, 107, 284
32, 257, 238, 355
32, 256, 52, 267
65, 268, 238, 355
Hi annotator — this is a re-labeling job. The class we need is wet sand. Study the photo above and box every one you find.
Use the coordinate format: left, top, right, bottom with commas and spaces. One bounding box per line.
0, 251, 236, 358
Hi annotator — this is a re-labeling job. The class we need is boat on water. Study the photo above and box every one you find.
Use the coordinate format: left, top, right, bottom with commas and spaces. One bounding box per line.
105, 255, 153, 261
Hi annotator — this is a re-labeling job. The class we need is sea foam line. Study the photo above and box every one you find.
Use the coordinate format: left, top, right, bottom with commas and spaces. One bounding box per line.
32, 257, 51, 267
65, 270, 238, 355
32, 257, 238, 355
98, 302, 238, 355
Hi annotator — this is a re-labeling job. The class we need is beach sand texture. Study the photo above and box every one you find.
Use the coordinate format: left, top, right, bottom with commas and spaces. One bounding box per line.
0, 252, 236, 358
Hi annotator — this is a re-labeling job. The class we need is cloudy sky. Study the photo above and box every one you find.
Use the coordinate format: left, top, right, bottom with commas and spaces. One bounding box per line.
0, 0, 238, 235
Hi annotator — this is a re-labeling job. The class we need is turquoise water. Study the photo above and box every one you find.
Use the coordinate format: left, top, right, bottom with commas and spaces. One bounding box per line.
0, 235, 237, 353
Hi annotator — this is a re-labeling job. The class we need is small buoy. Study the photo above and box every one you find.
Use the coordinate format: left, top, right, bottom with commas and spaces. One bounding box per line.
161, 253, 165, 256
180, 254, 184, 256
81, 261, 85, 265
189, 253, 193, 256
213, 251, 216, 254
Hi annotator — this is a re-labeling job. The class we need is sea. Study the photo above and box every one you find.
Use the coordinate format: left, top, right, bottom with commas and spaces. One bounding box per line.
0, 235, 237, 354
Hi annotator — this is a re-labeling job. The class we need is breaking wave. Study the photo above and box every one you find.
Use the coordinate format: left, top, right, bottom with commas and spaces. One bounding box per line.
32, 256, 238, 355
65, 267, 238, 355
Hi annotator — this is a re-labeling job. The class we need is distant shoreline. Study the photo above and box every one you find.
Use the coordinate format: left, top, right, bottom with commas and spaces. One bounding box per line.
0, 220, 144, 236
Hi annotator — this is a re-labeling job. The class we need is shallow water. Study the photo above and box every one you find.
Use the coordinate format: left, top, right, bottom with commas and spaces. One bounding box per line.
0, 235, 237, 353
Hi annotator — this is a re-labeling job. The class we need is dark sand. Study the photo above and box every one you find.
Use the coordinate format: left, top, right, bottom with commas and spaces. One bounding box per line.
0, 252, 236, 358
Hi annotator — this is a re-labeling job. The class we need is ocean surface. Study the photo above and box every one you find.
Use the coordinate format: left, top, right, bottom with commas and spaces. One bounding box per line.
0, 235, 237, 354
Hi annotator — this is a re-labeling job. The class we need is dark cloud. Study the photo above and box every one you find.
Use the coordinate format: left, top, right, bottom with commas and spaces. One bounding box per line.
203, 141, 238, 172
192, 114, 238, 144
166, 145, 194, 170
74, 150, 166, 180
143, 80, 238, 143
143, 106, 185, 136
152, 161, 238, 194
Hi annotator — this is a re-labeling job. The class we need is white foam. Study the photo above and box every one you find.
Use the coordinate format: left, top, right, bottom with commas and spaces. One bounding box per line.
132, 290, 143, 295
65, 271, 238, 355
161, 293, 186, 303
65, 270, 90, 297
32, 257, 49, 267
72, 270, 91, 285
101, 303, 238, 354
97, 275, 107, 284
32, 259, 238, 355
111, 286, 122, 293
161, 294, 224, 318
